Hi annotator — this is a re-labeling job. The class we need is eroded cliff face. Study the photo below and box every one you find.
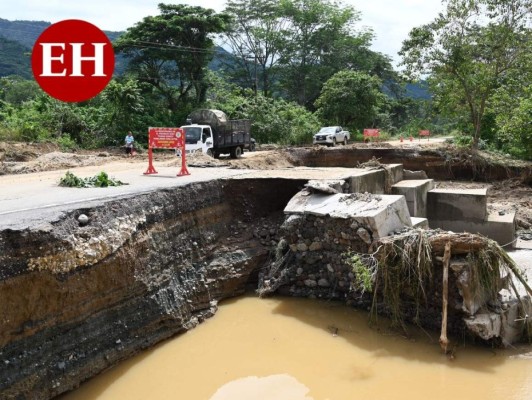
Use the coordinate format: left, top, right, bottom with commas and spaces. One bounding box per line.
286, 147, 531, 181
0, 179, 301, 399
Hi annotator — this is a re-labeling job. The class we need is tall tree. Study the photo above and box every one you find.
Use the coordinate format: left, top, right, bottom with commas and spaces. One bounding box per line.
115, 4, 231, 112
400, 0, 532, 150
223, 0, 288, 96
278, 0, 373, 108
314, 70, 385, 129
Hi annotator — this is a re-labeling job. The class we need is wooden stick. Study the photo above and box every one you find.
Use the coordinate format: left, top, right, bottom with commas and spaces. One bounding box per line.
439, 241, 451, 354
506, 259, 532, 298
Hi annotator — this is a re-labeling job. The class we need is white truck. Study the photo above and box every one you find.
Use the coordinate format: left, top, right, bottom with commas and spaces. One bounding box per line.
312, 126, 350, 147
181, 109, 253, 158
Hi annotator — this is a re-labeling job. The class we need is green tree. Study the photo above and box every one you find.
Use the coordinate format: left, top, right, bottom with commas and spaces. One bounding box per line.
278, 0, 374, 108
99, 78, 144, 140
314, 70, 385, 130
224, 0, 287, 96
115, 4, 231, 112
0, 76, 40, 105
400, 0, 532, 150
493, 83, 532, 159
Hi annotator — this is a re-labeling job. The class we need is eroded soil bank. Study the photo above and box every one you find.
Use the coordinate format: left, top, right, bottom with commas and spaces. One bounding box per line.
0, 178, 303, 399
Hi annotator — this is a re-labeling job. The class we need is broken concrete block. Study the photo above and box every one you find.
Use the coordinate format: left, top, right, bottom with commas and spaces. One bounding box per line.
464, 297, 532, 346
427, 188, 488, 221
348, 169, 386, 194
284, 192, 412, 238
305, 179, 346, 194
484, 211, 516, 247
500, 299, 530, 346
464, 313, 502, 341
392, 179, 435, 217
411, 217, 429, 229
428, 211, 515, 247
384, 164, 404, 186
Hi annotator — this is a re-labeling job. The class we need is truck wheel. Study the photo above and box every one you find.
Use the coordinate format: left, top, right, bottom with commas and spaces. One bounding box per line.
230, 146, 242, 159
343, 137, 348, 145
206, 149, 214, 158
249, 142, 256, 152
332, 138, 336, 147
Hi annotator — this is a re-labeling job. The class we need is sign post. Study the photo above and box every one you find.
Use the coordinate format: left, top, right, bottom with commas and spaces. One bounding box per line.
144, 127, 190, 176
419, 130, 430, 141
363, 129, 380, 142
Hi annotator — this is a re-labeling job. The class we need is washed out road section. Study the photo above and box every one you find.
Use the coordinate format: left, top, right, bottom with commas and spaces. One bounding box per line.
0, 162, 251, 230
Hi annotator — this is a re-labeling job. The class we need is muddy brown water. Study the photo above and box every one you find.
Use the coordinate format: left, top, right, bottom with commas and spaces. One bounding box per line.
62, 295, 532, 400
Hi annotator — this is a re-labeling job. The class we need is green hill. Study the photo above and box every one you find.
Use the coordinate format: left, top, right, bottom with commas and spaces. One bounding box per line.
0, 18, 50, 49
0, 36, 32, 79
0, 19, 126, 78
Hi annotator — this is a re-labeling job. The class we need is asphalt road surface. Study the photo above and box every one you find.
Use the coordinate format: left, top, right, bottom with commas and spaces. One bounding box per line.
0, 161, 252, 230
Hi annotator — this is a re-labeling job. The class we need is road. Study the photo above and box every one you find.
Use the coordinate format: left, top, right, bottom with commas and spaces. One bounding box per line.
0, 161, 252, 229
376, 136, 451, 147
1, 144, 530, 274
0, 156, 358, 230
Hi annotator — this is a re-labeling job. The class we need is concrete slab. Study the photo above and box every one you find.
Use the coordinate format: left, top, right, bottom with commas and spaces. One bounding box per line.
515, 238, 532, 250
284, 191, 412, 238
305, 179, 346, 194
384, 164, 404, 186
427, 188, 488, 221
392, 179, 435, 217
428, 210, 516, 247
348, 169, 386, 194
411, 217, 429, 229
507, 249, 532, 296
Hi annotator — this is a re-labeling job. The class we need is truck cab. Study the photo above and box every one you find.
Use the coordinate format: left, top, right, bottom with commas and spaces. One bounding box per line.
181, 124, 214, 156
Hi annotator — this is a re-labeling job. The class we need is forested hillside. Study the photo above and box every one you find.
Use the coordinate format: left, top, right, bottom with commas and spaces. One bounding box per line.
0, 36, 32, 79
0, 0, 529, 160
0, 19, 127, 77
0, 18, 50, 48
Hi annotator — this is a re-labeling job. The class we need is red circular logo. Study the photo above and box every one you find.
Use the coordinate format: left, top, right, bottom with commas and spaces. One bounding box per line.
32, 19, 115, 102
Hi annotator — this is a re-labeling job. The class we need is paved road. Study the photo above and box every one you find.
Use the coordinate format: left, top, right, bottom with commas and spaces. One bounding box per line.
0, 162, 252, 230
0, 159, 358, 230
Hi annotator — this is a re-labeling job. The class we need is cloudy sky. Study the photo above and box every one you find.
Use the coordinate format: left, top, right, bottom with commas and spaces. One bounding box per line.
0, 0, 445, 66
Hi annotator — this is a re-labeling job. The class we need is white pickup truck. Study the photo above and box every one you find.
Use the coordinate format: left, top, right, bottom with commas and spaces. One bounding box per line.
313, 126, 350, 147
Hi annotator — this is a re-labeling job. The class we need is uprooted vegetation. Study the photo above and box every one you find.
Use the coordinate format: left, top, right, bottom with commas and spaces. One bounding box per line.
59, 171, 127, 188
259, 219, 532, 347
360, 231, 532, 332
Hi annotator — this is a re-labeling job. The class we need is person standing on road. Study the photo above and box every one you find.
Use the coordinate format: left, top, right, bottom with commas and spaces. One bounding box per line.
124, 131, 135, 157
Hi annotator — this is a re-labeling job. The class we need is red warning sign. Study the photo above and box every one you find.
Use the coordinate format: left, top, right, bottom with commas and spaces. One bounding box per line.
144, 127, 189, 176
148, 127, 183, 148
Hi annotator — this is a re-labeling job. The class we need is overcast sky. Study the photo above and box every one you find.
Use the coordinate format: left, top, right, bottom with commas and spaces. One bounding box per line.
0, 0, 445, 67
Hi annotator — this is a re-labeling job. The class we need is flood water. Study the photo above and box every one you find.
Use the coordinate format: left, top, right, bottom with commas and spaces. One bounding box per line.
63, 295, 532, 400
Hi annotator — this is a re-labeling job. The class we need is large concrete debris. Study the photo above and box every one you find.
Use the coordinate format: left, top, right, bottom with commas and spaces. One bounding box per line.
263, 166, 530, 346
284, 190, 412, 238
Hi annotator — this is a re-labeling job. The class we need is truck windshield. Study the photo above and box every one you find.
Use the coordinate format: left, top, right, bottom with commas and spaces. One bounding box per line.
319, 127, 337, 134
183, 127, 201, 143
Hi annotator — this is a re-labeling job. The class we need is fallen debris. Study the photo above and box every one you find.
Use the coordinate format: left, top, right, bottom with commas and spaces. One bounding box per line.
59, 171, 127, 188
